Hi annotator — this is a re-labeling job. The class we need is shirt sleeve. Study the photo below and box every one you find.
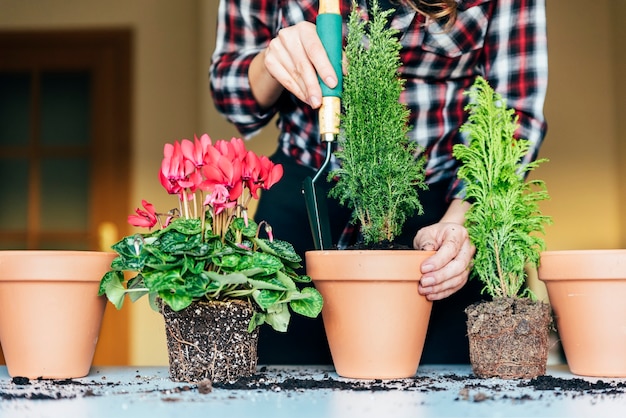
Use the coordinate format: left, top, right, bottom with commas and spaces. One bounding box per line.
449, 0, 549, 200
209, 0, 281, 138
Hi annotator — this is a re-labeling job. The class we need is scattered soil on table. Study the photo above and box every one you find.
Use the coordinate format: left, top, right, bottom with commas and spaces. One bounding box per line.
466, 298, 552, 379
1, 373, 194, 400
2, 375, 120, 400
214, 368, 626, 399
4, 368, 626, 402
522, 375, 626, 396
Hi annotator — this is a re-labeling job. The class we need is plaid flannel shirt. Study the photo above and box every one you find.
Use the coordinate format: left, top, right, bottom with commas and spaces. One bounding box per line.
209, 0, 548, 201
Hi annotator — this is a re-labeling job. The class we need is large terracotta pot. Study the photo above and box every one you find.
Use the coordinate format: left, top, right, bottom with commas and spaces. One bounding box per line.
0, 250, 115, 379
306, 249, 434, 379
538, 249, 626, 377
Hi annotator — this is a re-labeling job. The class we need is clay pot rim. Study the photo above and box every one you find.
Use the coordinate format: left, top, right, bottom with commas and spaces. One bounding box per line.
306, 249, 436, 282
305, 249, 436, 256
0, 250, 115, 282
539, 249, 626, 281
541, 249, 626, 256
0, 250, 114, 256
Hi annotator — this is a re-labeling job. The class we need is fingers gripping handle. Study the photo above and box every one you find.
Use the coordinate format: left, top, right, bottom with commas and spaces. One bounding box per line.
317, 0, 342, 142
317, 7, 342, 98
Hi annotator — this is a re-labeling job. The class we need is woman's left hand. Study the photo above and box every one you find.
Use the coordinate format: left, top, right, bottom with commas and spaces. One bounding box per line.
413, 220, 475, 301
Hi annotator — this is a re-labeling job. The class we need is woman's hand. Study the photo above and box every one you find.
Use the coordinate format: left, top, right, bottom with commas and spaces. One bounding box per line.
413, 199, 475, 301
249, 21, 338, 109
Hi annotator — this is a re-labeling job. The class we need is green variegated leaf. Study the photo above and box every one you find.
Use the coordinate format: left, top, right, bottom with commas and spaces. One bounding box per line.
275, 270, 297, 290
183, 255, 206, 275
289, 287, 323, 318
253, 238, 301, 263
288, 272, 312, 284
248, 312, 266, 332
248, 251, 283, 275
148, 292, 160, 312
109, 254, 135, 272
158, 229, 203, 253
247, 278, 288, 291
158, 291, 193, 312
165, 217, 202, 235
127, 274, 149, 302
111, 234, 155, 258
252, 289, 284, 310
144, 246, 181, 271
145, 245, 178, 262
232, 253, 255, 270
240, 219, 258, 238
228, 217, 259, 238
205, 271, 249, 286
264, 305, 290, 332
142, 269, 184, 293
213, 253, 242, 270
101, 271, 127, 309
99, 270, 122, 296
110, 240, 149, 271
183, 273, 211, 298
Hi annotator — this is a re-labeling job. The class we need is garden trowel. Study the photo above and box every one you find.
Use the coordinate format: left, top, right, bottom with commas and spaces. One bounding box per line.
302, 0, 343, 250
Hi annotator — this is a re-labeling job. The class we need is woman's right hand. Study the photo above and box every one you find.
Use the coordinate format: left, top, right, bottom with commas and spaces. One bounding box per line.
249, 21, 339, 109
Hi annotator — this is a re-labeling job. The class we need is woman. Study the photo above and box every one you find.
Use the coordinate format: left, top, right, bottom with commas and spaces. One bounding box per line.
209, 0, 548, 365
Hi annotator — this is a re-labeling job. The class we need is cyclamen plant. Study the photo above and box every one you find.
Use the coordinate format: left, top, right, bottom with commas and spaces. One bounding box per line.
99, 134, 323, 332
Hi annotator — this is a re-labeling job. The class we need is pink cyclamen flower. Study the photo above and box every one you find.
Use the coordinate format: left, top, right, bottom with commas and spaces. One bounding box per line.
259, 156, 284, 190
204, 184, 237, 215
242, 150, 262, 198
128, 200, 158, 229
160, 141, 196, 195
213, 137, 246, 164
200, 154, 244, 202
181, 134, 212, 169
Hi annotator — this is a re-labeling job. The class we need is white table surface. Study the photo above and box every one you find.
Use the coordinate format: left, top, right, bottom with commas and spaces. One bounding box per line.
2, 364, 626, 418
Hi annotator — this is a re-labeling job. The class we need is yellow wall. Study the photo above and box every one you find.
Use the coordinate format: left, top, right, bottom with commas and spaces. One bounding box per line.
613, 0, 626, 249
1, 0, 624, 365
539, 0, 623, 251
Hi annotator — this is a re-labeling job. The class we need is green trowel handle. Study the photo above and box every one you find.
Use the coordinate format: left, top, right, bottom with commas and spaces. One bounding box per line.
316, 12, 343, 98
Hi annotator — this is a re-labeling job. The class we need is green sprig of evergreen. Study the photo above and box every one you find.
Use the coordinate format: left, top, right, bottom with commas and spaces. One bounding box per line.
329, 0, 426, 245
453, 76, 551, 299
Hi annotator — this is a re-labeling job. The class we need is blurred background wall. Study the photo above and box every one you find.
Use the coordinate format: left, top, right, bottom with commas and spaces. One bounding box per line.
0, 0, 624, 365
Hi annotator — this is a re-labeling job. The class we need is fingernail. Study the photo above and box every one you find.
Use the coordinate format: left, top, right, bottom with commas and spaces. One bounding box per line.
309, 96, 321, 108
422, 263, 434, 273
421, 276, 434, 287
324, 76, 337, 88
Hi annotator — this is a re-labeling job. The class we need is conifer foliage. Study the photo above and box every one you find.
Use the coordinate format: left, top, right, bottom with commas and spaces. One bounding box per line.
330, 1, 426, 245
453, 77, 551, 299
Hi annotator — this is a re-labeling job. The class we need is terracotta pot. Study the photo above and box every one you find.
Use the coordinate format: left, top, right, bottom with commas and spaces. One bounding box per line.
161, 299, 259, 383
538, 249, 626, 377
0, 250, 115, 379
306, 249, 434, 379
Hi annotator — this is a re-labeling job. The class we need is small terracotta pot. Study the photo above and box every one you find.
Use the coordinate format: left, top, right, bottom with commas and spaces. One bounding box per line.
0, 250, 115, 379
306, 249, 434, 379
539, 249, 626, 377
